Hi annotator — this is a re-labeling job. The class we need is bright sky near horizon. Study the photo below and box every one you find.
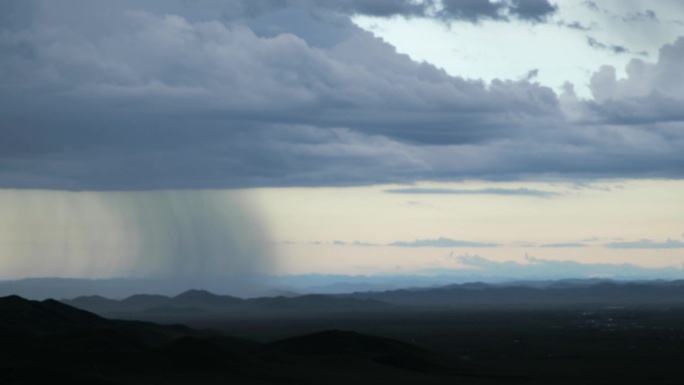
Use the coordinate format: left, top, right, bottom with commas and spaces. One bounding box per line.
0, 0, 683, 281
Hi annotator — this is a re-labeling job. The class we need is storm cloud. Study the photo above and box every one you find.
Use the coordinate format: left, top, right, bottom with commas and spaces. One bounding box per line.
384, 187, 558, 197
438, 0, 557, 23
0, 0, 683, 190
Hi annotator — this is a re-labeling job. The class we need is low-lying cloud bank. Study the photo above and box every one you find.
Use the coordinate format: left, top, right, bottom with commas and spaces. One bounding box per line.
431, 254, 684, 280
300, 237, 684, 250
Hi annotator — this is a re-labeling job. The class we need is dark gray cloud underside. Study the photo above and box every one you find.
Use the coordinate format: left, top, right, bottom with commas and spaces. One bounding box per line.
384, 188, 558, 197
440, 0, 506, 21
235, 0, 433, 19
508, 0, 558, 22
0, 0, 682, 190
439, 0, 558, 22
92, 0, 557, 23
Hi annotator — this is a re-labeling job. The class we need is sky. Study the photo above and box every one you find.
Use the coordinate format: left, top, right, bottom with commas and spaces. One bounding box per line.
0, 0, 683, 283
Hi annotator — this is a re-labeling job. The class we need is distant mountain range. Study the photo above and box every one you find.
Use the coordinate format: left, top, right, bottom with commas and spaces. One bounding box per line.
343, 279, 684, 307
62, 289, 389, 319
58, 279, 684, 324
7, 275, 684, 301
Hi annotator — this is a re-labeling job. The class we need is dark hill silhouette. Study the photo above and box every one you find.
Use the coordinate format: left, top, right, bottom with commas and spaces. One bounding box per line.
261, 329, 443, 372
148, 336, 249, 374
0, 295, 107, 333
206, 335, 264, 354
37, 327, 145, 352
257, 329, 470, 382
0, 295, 475, 384
264, 329, 428, 356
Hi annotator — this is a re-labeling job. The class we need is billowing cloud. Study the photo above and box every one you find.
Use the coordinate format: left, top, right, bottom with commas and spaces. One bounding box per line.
0, 0, 682, 190
585, 38, 684, 121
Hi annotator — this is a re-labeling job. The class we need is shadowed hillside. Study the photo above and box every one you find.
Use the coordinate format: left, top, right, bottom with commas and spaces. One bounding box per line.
8, 280, 684, 384
0, 295, 487, 385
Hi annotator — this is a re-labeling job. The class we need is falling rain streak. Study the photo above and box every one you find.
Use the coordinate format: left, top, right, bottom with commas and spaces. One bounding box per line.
0, 189, 276, 283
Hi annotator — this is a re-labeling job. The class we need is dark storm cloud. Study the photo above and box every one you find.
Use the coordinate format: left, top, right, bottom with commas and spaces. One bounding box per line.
168, 0, 557, 23
438, 0, 557, 23
0, 0, 682, 190
0, 0, 39, 30
383, 187, 557, 197
508, 0, 558, 22
324, 0, 433, 17
225, 0, 435, 19
439, 0, 506, 22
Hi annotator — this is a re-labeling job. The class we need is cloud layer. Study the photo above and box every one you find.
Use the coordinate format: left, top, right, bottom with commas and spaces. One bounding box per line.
384, 187, 558, 197
449, 254, 684, 279
604, 239, 684, 249
0, 0, 683, 190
